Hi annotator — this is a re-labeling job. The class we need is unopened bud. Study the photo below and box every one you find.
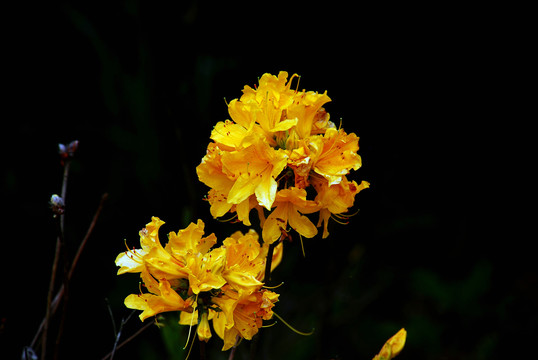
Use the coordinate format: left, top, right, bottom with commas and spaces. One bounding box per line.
373, 328, 407, 360
50, 194, 65, 216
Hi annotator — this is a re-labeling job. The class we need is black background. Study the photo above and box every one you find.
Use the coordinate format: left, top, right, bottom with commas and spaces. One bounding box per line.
2, 1, 531, 359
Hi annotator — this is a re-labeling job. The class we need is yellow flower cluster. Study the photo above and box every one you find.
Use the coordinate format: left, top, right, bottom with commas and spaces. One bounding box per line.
197, 71, 369, 242
115, 72, 385, 356
115, 217, 282, 350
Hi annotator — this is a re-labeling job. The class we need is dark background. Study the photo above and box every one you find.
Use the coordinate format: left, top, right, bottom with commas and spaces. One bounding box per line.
2, 1, 531, 359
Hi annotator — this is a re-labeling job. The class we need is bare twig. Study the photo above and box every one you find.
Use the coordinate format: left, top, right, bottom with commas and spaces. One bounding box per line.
68, 193, 109, 279
228, 335, 241, 360
31, 193, 108, 350
41, 148, 73, 359
42, 225, 62, 359
101, 322, 153, 360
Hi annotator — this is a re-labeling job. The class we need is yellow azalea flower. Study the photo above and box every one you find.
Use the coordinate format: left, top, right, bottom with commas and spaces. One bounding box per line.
115, 216, 165, 275
239, 72, 299, 136
312, 176, 371, 238
312, 127, 362, 186
221, 229, 283, 296
116, 218, 229, 320
262, 187, 320, 244
373, 328, 407, 360
177, 284, 280, 350
221, 140, 288, 210
165, 218, 217, 255
286, 87, 332, 140
115, 217, 189, 281
116, 217, 283, 351
184, 246, 227, 294
124, 278, 192, 321
211, 286, 279, 351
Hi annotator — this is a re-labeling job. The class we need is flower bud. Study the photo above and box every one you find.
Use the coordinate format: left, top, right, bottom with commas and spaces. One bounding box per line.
50, 194, 65, 216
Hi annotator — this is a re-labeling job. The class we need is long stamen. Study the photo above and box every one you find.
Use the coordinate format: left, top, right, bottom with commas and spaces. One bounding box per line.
272, 312, 314, 336
217, 213, 238, 223
262, 321, 278, 328
184, 327, 197, 360
183, 296, 198, 350
124, 240, 144, 263
331, 208, 360, 224
331, 215, 349, 225
262, 282, 284, 289
299, 233, 306, 257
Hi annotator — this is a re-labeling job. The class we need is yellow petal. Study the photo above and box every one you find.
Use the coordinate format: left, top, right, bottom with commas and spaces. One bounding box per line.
115, 250, 146, 274
211, 120, 249, 149
271, 118, 298, 132
262, 205, 288, 244
254, 170, 277, 210
270, 241, 283, 272
207, 189, 234, 218
227, 99, 254, 129
179, 309, 198, 325
227, 173, 259, 205
288, 206, 318, 239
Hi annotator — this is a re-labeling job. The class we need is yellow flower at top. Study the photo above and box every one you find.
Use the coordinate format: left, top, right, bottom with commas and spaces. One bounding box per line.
197, 71, 369, 243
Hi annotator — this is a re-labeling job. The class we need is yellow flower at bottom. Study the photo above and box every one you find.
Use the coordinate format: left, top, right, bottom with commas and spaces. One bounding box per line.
211, 286, 279, 351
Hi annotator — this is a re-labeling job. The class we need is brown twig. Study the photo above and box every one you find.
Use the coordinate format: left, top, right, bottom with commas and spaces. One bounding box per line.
101, 322, 153, 360
228, 345, 237, 360
42, 158, 72, 359
31, 193, 109, 350
42, 224, 62, 359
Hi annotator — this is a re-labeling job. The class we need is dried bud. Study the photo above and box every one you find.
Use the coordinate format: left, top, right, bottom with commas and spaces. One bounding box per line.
50, 194, 65, 216
67, 140, 79, 155
58, 140, 79, 164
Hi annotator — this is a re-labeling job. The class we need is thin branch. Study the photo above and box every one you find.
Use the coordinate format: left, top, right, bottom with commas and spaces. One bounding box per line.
41, 156, 71, 359
109, 310, 136, 360
60, 160, 70, 233
228, 345, 237, 360
199, 340, 206, 360
42, 225, 62, 360
30, 193, 108, 349
101, 322, 153, 360
68, 193, 109, 280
